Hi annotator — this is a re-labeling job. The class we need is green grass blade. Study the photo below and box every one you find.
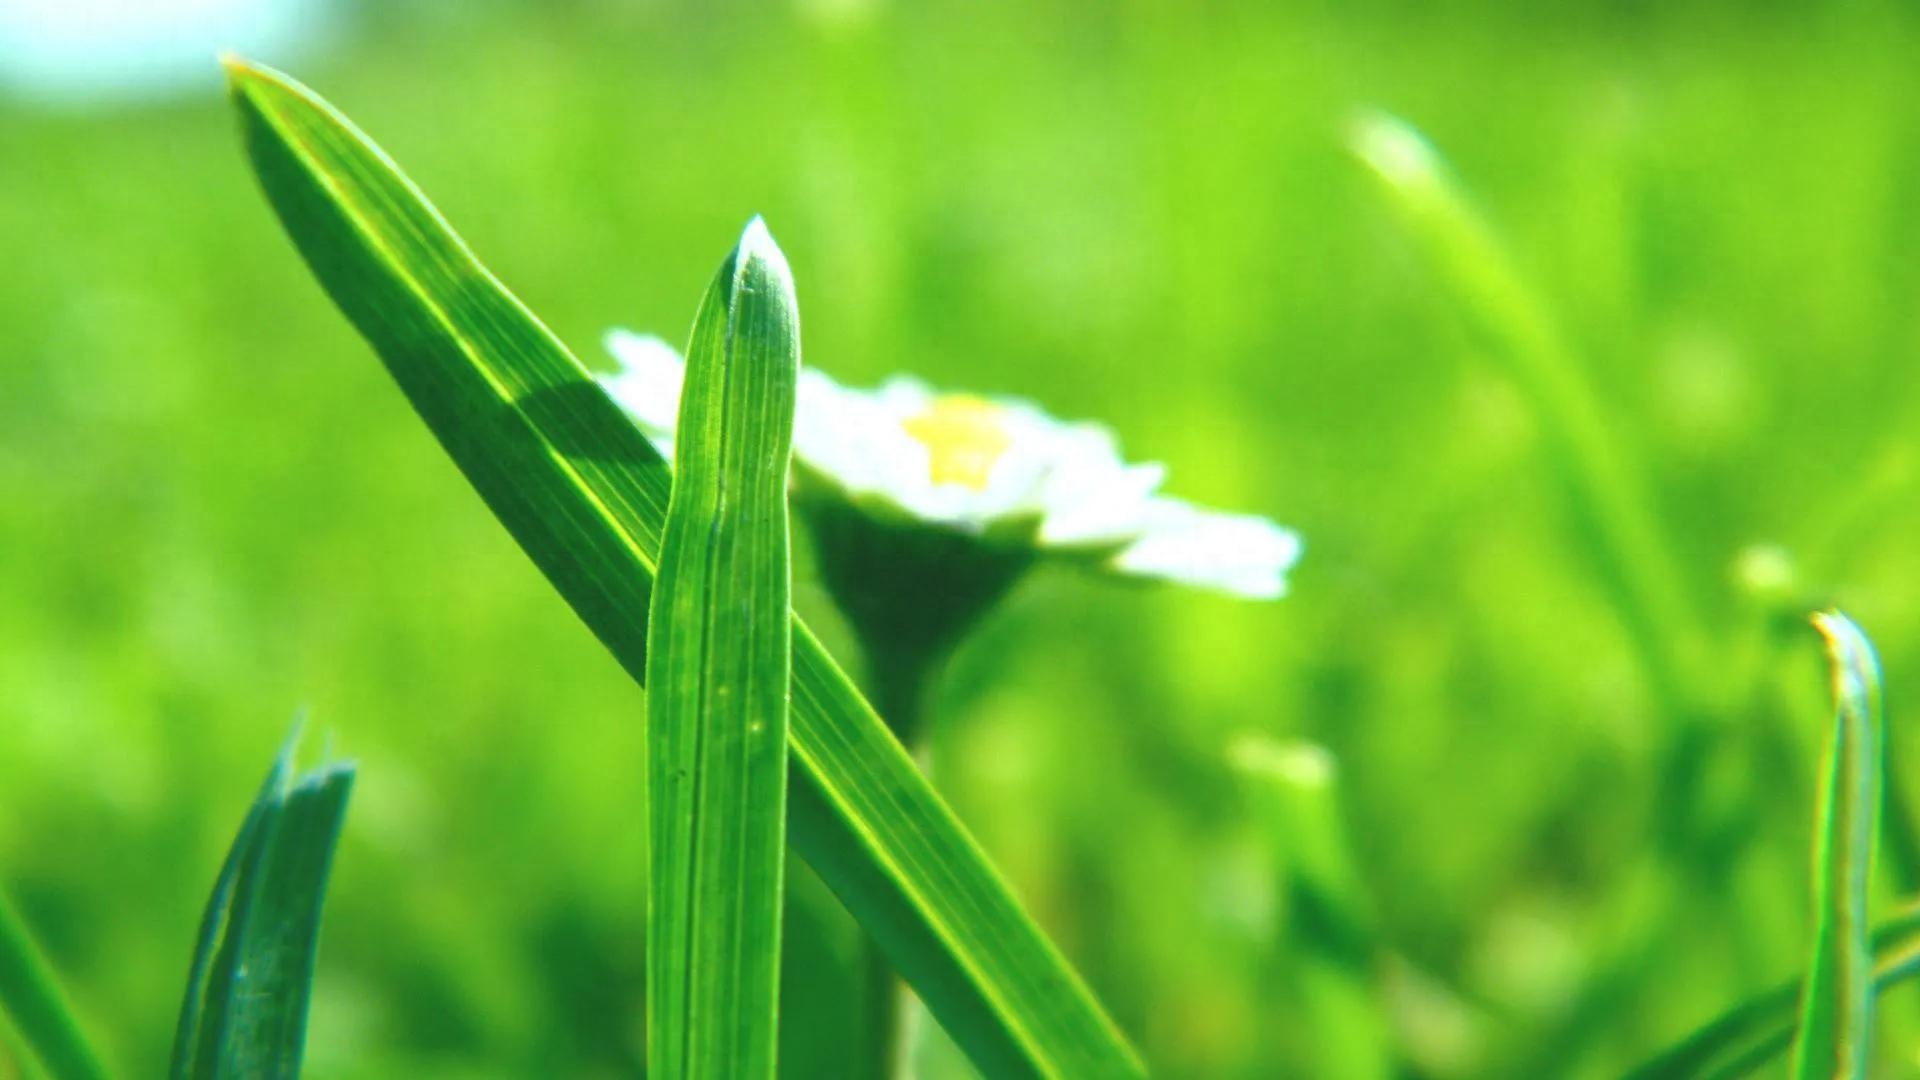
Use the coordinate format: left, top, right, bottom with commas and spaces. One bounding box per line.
1229, 736, 1393, 1080
1621, 906, 1920, 1080
1790, 611, 1883, 1080
224, 59, 1143, 1078
170, 730, 355, 1080
0, 890, 110, 1080
1349, 111, 1707, 721
645, 219, 798, 1078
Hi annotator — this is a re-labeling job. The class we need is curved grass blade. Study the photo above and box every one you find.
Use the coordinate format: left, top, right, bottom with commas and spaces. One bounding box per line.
1349, 111, 1706, 723
1790, 611, 1883, 1080
1621, 906, 1920, 1080
224, 59, 1143, 1078
170, 729, 355, 1080
0, 890, 110, 1080
646, 219, 798, 1078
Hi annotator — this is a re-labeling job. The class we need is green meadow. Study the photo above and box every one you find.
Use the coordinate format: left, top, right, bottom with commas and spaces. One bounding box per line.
4, 2, 1920, 1075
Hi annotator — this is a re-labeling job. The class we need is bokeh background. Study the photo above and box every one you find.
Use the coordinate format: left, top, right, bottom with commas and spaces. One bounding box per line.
5, 0, 1920, 1076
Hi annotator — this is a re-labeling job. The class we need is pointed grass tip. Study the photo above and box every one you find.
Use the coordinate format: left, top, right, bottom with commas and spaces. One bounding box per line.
736, 215, 794, 292
1812, 609, 1880, 704
1348, 108, 1442, 188
1227, 733, 1335, 790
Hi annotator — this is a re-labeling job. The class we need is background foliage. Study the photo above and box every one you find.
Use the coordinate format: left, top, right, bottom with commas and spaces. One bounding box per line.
3, 1, 1920, 1075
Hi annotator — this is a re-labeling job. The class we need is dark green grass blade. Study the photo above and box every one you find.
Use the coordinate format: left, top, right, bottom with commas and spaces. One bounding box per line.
170, 732, 355, 1080
1790, 611, 1883, 1080
645, 219, 798, 1077
1622, 907, 1920, 1080
224, 59, 1142, 1078
0, 891, 110, 1080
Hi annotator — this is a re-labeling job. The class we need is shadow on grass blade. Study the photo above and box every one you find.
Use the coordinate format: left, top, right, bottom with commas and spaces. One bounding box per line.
170, 728, 355, 1080
646, 219, 798, 1078
222, 57, 1142, 1078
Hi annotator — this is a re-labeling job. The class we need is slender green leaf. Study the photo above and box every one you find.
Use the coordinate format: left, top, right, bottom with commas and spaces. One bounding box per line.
1350, 110, 1707, 722
170, 729, 355, 1080
1229, 736, 1393, 1080
1789, 611, 1883, 1080
0, 889, 109, 1080
646, 219, 798, 1077
224, 59, 1143, 1078
1622, 905, 1920, 1080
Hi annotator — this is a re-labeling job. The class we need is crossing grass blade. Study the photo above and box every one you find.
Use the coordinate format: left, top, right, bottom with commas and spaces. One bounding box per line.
1619, 613, 1889, 1080
224, 58, 1144, 1078
170, 730, 355, 1080
0, 889, 110, 1080
1620, 906, 1920, 1080
645, 219, 798, 1078
1789, 611, 1883, 1080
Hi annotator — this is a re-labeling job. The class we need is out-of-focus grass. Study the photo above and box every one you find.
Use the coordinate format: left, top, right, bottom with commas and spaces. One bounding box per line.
3, 2, 1920, 1075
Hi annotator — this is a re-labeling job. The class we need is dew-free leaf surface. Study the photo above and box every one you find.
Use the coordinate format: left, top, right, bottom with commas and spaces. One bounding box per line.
225, 59, 1142, 1079
645, 219, 798, 1078
169, 730, 354, 1080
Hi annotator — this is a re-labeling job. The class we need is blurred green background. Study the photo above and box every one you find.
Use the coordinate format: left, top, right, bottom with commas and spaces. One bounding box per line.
5, 0, 1920, 1075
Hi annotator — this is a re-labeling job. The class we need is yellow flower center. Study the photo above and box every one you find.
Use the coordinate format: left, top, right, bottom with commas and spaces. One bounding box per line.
900, 395, 1012, 491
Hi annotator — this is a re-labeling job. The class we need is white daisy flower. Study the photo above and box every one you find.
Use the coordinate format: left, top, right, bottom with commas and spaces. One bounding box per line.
602, 330, 1302, 601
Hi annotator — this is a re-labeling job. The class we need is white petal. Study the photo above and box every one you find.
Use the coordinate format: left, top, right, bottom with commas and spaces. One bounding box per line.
1037, 461, 1166, 546
875, 374, 936, 419
1111, 499, 1303, 600
600, 329, 687, 440
795, 371, 937, 508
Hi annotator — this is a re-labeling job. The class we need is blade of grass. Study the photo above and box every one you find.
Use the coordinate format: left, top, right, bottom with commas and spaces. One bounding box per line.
0, 890, 109, 1080
1621, 905, 1920, 1080
1620, 615, 1889, 1080
645, 218, 798, 1078
170, 729, 355, 1080
1229, 736, 1393, 1080
1349, 110, 1708, 723
1789, 611, 1883, 1080
223, 58, 1143, 1078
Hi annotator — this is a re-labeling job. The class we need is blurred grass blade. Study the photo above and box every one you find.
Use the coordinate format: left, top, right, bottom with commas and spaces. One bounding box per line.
1349, 111, 1705, 720
170, 729, 355, 1080
1229, 736, 1393, 1080
0, 889, 109, 1080
646, 219, 798, 1077
225, 59, 1143, 1078
1622, 905, 1920, 1080
1789, 611, 1883, 1080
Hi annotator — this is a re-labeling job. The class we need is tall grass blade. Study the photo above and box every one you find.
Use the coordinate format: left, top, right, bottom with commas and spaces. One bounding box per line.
1621, 905, 1920, 1080
170, 729, 355, 1080
0, 890, 109, 1080
645, 219, 798, 1077
1349, 111, 1706, 721
224, 59, 1143, 1078
1789, 611, 1883, 1080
